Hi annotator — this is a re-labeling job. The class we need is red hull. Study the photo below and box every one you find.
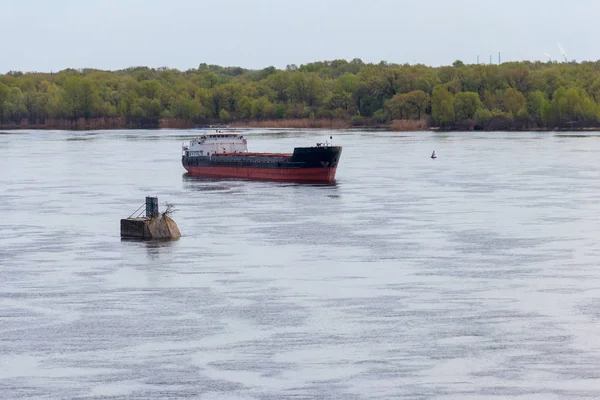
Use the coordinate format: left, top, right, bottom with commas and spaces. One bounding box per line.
184, 166, 337, 183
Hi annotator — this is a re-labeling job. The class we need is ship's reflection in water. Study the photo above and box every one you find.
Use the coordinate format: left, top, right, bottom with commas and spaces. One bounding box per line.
182, 173, 250, 194
182, 172, 338, 191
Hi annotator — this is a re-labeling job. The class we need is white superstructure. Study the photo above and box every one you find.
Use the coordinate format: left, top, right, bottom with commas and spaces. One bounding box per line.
182, 133, 248, 156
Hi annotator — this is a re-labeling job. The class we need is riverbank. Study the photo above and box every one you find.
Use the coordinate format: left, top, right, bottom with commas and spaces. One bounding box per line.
0, 117, 196, 130
231, 118, 429, 131
0, 117, 432, 132
1, 117, 599, 132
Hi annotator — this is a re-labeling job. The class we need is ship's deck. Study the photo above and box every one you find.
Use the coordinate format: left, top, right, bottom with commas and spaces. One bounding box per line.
212, 152, 293, 157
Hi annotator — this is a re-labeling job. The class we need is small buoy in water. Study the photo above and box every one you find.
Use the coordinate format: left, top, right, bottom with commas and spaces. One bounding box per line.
431, 151, 437, 159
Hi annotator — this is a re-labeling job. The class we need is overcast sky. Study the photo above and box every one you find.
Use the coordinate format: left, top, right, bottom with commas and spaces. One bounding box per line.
1, 0, 598, 73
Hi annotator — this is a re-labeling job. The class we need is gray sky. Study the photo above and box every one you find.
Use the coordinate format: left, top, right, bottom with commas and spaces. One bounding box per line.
2, 0, 598, 73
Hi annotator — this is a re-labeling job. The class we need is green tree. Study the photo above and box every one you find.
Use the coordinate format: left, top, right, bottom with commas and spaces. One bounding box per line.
589, 77, 600, 103
251, 97, 273, 120
431, 86, 455, 126
550, 87, 598, 126
474, 108, 492, 127
219, 108, 230, 121
541, 100, 555, 127
453, 92, 481, 120
527, 90, 548, 126
0, 82, 10, 123
138, 79, 162, 99
139, 98, 162, 119
373, 109, 387, 122
237, 96, 253, 119
387, 90, 430, 120
171, 95, 200, 120
6, 87, 28, 122
501, 88, 526, 116
60, 76, 100, 119
405, 90, 430, 119
387, 93, 409, 120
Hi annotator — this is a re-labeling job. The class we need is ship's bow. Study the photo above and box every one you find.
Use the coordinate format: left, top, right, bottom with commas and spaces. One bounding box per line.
291, 146, 342, 182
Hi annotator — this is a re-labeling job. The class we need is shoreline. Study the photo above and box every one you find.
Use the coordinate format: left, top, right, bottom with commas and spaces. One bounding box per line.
2, 117, 600, 132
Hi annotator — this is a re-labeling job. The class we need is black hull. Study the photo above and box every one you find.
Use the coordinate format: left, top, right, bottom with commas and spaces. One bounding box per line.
182, 146, 342, 170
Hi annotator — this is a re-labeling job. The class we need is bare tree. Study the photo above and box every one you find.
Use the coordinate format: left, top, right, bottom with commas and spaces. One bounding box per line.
163, 202, 175, 216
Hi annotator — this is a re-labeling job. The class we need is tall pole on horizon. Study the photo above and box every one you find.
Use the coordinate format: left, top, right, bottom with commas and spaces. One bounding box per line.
498, 52, 501, 65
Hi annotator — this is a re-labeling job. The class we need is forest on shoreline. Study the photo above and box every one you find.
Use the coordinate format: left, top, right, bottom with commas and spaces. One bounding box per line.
2, 58, 600, 131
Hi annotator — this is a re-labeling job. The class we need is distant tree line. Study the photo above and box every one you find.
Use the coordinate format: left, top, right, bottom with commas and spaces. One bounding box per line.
2, 58, 600, 130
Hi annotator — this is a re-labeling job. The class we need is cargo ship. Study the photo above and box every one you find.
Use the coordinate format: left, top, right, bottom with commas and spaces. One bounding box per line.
181, 132, 342, 183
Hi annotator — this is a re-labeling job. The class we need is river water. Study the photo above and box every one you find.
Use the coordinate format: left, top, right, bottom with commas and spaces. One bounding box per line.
1, 128, 600, 399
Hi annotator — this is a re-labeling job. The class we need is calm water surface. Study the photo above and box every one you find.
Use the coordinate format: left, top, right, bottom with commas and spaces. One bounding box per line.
1, 129, 600, 399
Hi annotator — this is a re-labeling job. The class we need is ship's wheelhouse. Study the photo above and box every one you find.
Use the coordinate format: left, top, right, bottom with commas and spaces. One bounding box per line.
183, 133, 248, 156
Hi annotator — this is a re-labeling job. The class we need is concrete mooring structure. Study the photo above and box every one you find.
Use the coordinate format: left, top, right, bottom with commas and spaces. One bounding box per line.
120, 197, 181, 240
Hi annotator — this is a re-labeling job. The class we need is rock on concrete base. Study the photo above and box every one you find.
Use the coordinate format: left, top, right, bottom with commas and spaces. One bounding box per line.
148, 213, 181, 240
120, 213, 181, 240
